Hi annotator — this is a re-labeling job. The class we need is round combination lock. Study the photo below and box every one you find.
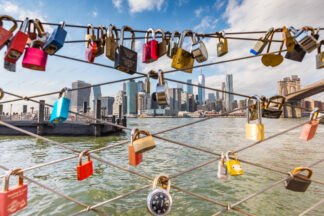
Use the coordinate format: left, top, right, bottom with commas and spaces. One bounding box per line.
147, 174, 172, 216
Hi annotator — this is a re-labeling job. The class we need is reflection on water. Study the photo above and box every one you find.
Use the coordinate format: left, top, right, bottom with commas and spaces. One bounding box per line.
1, 118, 324, 216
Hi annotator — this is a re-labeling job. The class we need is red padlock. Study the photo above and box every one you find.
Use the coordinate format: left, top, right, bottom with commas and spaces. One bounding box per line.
0, 169, 28, 216
4, 18, 29, 64
129, 128, 143, 166
300, 107, 320, 141
0, 15, 17, 50
142, 28, 158, 63
77, 150, 93, 181
85, 38, 97, 63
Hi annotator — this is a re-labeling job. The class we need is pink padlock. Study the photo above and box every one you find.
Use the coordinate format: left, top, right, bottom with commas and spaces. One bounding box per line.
22, 40, 48, 71
142, 28, 158, 63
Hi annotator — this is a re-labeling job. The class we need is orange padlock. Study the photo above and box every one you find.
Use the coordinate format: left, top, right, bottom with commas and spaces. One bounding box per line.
77, 150, 93, 181
129, 128, 143, 166
300, 108, 320, 141
0, 169, 28, 216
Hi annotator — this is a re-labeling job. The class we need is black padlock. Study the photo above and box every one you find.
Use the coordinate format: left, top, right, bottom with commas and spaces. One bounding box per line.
285, 167, 312, 192
262, 95, 285, 119
114, 26, 137, 75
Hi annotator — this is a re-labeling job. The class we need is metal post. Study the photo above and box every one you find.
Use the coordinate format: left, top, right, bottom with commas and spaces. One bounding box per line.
37, 100, 45, 135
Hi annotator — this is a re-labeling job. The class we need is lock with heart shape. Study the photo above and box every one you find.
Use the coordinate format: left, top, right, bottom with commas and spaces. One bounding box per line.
261, 29, 284, 67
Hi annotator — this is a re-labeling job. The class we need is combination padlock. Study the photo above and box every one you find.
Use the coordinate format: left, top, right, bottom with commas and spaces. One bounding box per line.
0, 169, 28, 216
147, 174, 172, 216
217, 152, 228, 180
250, 27, 274, 55
129, 128, 143, 166
156, 70, 169, 105
43, 21, 67, 55
105, 24, 118, 61
225, 151, 243, 176
289, 26, 319, 53
167, 30, 180, 59
217, 31, 228, 57
191, 33, 208, 63
285, 167, 312, 192
300, 107, 320, 141
315, 40, 324, 69
155, 29, 167, 57
262, 95, 285, 119
0, 15, 17, 50
77, 150, 94, 181
50, 88, 71, 124
246, 96, 264, 141
142, 28, 158, 63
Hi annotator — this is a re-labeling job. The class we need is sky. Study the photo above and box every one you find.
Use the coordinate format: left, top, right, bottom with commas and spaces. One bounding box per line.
0, 0, 323, 112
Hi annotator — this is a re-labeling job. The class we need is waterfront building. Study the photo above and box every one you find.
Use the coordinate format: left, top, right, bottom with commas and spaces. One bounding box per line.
208, 93, 216, 102
206, 100, 216, 111
277, 75, 301, 96
126, 80, 138, 115
177, 83, 184, 90
100, 96, 114, 115
123, 82, 126, 92
225, 74, 234, 111
238, 100, 246, 110
168, 88, 182, 115
89, 86, 102, 113
221, 82, 225, 101
188, 94, 195, 112
198, 73, 205, 104
137, 92, 147, 115
113, 90, 127, 117
216, 91, 220, 100
137, 81, 145, 92
181, 91, 189, 112
230, 100, 238, 111
187, 79, 193, 94
71, 80, 91, 113
215, 99, 223, 112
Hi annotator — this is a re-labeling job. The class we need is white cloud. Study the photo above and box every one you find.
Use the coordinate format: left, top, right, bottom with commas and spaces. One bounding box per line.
176, 0, 188, 7
193, 16, 214, 32
214, 0, 225, 11
128, 0, 165, 13
194, 7, 203, 17
112, 0, 123, 12
92, 10, 98, 17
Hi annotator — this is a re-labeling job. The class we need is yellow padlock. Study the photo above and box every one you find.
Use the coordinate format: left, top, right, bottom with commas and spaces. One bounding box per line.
225, 151, 243, 176
171, 30, 195, 73
132, 129, 155, 154
245, 96, 264, 141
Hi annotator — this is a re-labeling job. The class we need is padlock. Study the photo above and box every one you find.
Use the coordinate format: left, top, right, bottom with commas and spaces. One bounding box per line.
167, 30, 180, 59
26, 19, 37, 46
114, 26, 137, 74
300, 107, 320, 141
43, 21, 67, 55
4, 60, 16, 72
156, 70, 169, 106
261, 29, 284, 67
217, 31, 228, 57
282, 26, 295, 52
22, 39, 48, 71
250, 27, 274, 55
155, 29, 167, 58
217, 152, 228, 180
225, 151, 243, 176
246, 96, 264, 141
289, 26, 319, 53
171, 30, 195, 73
77, 150, 93, 181
105, 24, 118, 61
129, 128, 143, 166
50, 88, 71, 124
4, 18, 29, 64
85, 38, 97, 63
316, 40, 324, 69
0, 169, 28, 216
262, 95, 285, 118
85, 24, 96, 47
145, 75, 151, 94
95, 25, 105, 57
147, 174, 172, 216
148, 70, 159, 79
285, 167, 312, 192
142, 28, 158, 63
285, 43, 306, 62
191, 33, 208, 63
0, 15, 17, 50
132, 129, 155, 153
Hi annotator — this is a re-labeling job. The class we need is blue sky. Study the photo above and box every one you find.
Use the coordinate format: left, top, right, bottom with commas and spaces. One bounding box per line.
0, 0, 323, 112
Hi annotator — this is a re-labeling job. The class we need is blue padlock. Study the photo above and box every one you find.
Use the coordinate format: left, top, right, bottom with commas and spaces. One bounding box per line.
43, 21, 67, 55
50, 88, 70, 124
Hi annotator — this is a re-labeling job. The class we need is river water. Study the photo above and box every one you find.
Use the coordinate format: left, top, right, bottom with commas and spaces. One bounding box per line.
1, 118, 324, 216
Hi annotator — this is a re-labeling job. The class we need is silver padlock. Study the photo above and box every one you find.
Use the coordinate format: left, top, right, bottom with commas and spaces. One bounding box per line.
147, 174, 172, 216
4, 60, 16, 72
156, 70, 169, 106
250, 27, 274, 55
167, 30, 180, 59
191, 33, 208, 63
289, 26, 319, 53
316, 40, 324, 69
217, 152, 228, 180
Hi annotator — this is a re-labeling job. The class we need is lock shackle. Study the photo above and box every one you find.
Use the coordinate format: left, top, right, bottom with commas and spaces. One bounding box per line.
0, 15, 18, 32
27, 19, 36, 35
86, 24, 95, 36
35, 19, 46, 37
78, 150, 91, 166
58, 87, 68, 98
218, 31, 226, 42
225, 151, 237, 161
164, 31, 172, 43
171, 30, 181, 45
179, 30, 194, 48
145, 28, 155, 43
265, 95, 285, 110
3, 168, 24, 192
59, 21, 65, 29
247, 95, 262, 124
263, 27, 274, 41
309, 107, 320, 122
108, 24, 119, 41
155, 29, 165, 42
220, 152, 225, 165
97, 25, 104, 40
302, 26, 315, 35
292, 167, 312, 179
265, 28, 280, 53
317, 40, 324, 53
0, 88, 4, 100
153, 174, 171, 193
132, 129, 151, 142
19, 17, 29, 33
131, 128, 139, 144
148, 70, 159, 79
158, 70, 165, 86
120, 26, 135, 50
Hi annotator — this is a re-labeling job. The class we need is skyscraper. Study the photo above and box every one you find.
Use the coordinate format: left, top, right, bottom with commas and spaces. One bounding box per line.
113, 90, 126, 117
208, 93, 216, 102
137, 81, 145, 92
198, 73, 205, 104
100, 96, 114, 115
126, 80, 138, 115
216, 91, 220, 100
89, 86, 102, 112
221, 82, 225, 101
187, 79, 193, 94
168, 88, 182, 115
225, 74, 234, 111
71, 80, 91, 113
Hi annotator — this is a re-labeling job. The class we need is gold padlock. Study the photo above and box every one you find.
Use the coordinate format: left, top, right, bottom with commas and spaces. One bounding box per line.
282, 26, 295, 52
225, 151, 243, 176
96, 25, 105, 57
105, 24, 119, 61
155, 29, 167, 57
132, 129, 155, 154
85, 24, 96, 47
246, 96, 264, 141
171, 30, 195, 73
261, 29, 284, 67
217, 31, 228, 57
145, 74, 150, 94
